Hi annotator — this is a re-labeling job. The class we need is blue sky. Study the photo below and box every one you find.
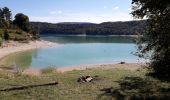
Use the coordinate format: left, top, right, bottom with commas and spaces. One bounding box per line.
0, 0, 134, 23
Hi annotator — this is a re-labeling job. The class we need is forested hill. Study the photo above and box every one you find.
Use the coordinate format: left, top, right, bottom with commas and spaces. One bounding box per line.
31, 20, 146, 36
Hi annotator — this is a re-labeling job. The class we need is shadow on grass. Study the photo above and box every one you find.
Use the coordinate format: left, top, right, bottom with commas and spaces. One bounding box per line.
98, 77, 170, 100
148, 72, 170, 82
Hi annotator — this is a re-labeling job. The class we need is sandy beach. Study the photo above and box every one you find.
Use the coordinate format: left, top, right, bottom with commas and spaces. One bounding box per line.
22, 63, 146, 76
56, 63, 146, 72
0, 40, 57, 60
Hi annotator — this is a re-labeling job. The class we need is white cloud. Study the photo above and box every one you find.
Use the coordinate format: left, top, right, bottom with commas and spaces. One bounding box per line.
57, 10, 63, 14
49, 10, 63, 15
49, 11, 57, 15
30, 12, 134, 23
112, 6, 119, 10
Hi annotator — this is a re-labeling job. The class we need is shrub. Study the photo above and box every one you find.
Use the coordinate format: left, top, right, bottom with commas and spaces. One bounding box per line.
0, 37, 3, 46
4, 30, 9, 40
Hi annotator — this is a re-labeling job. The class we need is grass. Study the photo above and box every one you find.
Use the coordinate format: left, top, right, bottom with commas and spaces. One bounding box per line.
0, 67, 169, 100
0, 29, 33, 42
41, 67, 58, 74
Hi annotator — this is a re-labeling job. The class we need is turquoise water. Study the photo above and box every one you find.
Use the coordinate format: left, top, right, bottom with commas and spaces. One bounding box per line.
0, 36, 142, 69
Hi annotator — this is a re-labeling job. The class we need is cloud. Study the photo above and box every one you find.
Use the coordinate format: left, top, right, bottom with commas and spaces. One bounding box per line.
30, 12, 134, 23
112, 6, 119, 10
49, 10, 63, 15
57, 10, 63, 14
49, 11, 57, 15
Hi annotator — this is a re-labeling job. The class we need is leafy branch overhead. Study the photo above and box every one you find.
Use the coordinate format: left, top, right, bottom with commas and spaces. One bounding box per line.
132, 0, 170, 79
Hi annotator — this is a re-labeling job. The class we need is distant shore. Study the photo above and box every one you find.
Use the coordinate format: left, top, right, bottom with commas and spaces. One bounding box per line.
41, 34, 138, 37
0, 40, 57, 60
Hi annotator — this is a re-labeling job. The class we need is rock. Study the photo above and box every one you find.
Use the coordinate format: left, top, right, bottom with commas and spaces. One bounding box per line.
77, 77, 86, 82
77, 76, 94, 83
85, 76, 93, 82
119, 61, 125, 64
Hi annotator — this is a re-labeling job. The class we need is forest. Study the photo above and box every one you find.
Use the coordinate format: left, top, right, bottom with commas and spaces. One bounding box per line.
31, 20, 146, 35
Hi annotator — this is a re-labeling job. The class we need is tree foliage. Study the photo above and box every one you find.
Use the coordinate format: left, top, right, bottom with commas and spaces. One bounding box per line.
0, 7, 12, 28
13, 13, 30, 32
132, 0, 170, 79
31, 20, 146, 35
4, 29, 9, 40
2, 7, 12, 21
0, 6, 39, 42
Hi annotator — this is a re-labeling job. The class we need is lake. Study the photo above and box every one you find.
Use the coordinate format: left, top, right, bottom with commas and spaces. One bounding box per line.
0, 35, 143, 69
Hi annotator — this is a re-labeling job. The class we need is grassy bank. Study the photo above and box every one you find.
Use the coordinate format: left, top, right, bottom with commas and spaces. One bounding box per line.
0, 29, 35, 42
0, 66, 169, 100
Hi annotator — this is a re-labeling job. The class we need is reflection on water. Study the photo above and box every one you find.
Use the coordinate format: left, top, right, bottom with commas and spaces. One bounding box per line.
41, 35, 135, 44
0, 50, 33, 70
0, 36, 139, 69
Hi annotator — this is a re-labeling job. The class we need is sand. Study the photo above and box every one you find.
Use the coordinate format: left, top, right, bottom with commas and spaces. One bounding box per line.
22, 63, 146, 76
56, 63, 146, 72
0, 40, 57, 60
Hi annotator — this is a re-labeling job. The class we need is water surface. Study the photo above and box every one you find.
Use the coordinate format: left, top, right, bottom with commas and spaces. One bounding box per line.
0, 36, 142, 69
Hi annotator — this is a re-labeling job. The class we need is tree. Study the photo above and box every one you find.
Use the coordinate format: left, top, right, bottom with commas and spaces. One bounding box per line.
0, 35, 3, 46
0, 7, 12, 28
0, 8, 4, 28
13, 13, 30, 32
2, 7, 12, 21
132, 0, 170, 79
0, 8, 3, 19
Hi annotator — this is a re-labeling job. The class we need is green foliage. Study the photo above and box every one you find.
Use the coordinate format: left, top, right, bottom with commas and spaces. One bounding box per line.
0, 36, 3, 46
29, 26, 40, 40
100, 77, 170, 99
0, 7, 12, 28
8, 30, 32, 41
0, 20, 10, 28
13, 13, 30, 32
0, 29, 33, 41
0, 6, 38, 41
132, 0, 170, 79
31, 20, 146, 35
4, 29, 9, 40
2, 7, 12, 21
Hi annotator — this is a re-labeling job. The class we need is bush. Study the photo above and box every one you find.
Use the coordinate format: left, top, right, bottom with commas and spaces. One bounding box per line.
0, 37, 3, 46
4, 30, 9, 40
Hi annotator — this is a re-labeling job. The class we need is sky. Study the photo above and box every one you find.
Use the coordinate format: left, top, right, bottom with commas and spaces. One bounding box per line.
0, 0, 134, 23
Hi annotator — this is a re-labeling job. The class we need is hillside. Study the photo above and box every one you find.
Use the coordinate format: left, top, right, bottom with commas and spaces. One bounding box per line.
0, 29, 34, 41
0, 7, 39, 46
31, 20, 146, 36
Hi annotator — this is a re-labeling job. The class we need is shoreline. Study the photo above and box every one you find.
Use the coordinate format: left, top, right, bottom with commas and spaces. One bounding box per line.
22, 63, 146, 75
57, 63, 146, 72
0, 39, 146, 76
41, 34, 138, 38
0, 40, 57, 60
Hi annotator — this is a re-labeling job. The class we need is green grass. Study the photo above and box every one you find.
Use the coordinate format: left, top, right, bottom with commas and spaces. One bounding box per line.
41, 67, 58, 74
0, 68, 169, 100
